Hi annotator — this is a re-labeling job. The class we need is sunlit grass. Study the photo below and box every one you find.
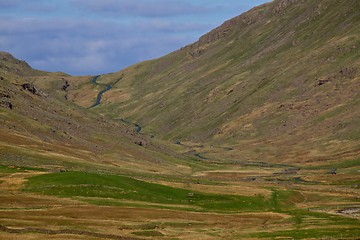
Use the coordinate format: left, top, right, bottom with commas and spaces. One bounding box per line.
24, 171, 272, 212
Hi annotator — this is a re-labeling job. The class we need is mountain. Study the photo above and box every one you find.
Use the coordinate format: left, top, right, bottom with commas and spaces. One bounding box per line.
0, 52, 193, 176
1, 0, 360, 239
71, 0, 360, 165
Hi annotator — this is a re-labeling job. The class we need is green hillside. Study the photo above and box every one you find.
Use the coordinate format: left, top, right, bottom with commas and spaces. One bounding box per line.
86, 0, 360, 164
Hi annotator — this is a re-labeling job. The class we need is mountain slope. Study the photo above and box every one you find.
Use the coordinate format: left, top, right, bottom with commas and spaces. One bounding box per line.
84, 0, 360, 164
0, 52, 195, 175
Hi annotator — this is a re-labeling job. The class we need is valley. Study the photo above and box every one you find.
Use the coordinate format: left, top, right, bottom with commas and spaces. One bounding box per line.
0, 0, 359, 239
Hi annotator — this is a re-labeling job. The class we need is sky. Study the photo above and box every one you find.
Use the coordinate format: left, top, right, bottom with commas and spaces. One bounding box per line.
0, 0, 269, 76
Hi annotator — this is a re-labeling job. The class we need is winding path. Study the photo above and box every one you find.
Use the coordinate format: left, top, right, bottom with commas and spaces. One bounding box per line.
88, 75, 112, 108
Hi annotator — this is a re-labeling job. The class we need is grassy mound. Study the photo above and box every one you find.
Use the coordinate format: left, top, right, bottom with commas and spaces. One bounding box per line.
24, 171, 271, 212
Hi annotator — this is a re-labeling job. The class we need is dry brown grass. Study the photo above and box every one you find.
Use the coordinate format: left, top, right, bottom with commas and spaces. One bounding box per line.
0, 201, 289, 240
102, 88, 131, 104
145, 179, 272, 197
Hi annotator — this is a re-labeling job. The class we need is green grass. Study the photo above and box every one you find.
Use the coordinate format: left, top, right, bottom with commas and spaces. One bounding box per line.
250, 227, 360, 239
245, 206, 360, 239
306, 158, 360, 170
24, 171, 272, 212
0, 164, 19, 173
0, 164, 49, 175
269, 189, 300, 212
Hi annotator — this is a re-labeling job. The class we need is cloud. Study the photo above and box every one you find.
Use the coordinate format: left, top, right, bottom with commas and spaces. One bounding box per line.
71, 0, 214, 17
0, 17, 206, 37
0, 16, 201, 75
0, 0, 270, 75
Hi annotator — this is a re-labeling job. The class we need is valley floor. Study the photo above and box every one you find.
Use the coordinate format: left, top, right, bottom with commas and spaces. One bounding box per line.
0, 140, 359, 239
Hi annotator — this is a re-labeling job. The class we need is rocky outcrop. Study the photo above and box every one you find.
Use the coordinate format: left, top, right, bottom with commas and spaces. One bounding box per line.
61, 79, 70, 91
185, 3, 263, 58
273, 0, 298, 14
21, 83, 48, 97
315, 77, 331, 86
315, 66, 358, 86
0, 92, 13, 109
339, 67, 357, 79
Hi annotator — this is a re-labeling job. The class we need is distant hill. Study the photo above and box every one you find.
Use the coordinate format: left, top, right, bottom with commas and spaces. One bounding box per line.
78, 0, 360, 164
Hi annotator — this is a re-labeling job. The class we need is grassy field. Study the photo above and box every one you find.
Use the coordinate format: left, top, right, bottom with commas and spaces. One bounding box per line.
24, 171, 272, 212
0, 164, 357, 239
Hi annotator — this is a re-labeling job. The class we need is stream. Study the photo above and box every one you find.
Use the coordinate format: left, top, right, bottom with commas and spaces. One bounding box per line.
88, 75, 112, 109
88, 77, 205, 157
88, 77, 143, 134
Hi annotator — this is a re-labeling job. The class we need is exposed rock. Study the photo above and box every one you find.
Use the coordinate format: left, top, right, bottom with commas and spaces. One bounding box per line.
0, 92, 12, 109
336, 208, 360, 216
21, 83, 48, 97
273, 0, 298, 14
339, 67, 357, 79
240, 11, 259, 25
315, 67, 356, 87
21, 83, 37, 94
0, 100, 12, 109
61, 79, 70, 91
0, 92, 10, 98
135, 141, 143, 146
189, 47, 206, 59
185, 5, 261, 58
315, 77, 331, 86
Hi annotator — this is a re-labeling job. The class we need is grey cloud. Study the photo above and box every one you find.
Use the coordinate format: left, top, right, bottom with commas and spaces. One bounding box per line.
0, 17, 207, 36
0, 0, 265, 75
0, 17, 200, 75
71, 0, 213, 17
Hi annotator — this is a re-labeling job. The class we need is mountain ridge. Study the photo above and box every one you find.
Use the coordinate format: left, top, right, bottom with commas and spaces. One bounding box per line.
71, 0, 360, 164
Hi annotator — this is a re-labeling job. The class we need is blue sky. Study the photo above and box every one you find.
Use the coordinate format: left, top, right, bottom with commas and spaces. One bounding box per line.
0, 0, 269, 75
